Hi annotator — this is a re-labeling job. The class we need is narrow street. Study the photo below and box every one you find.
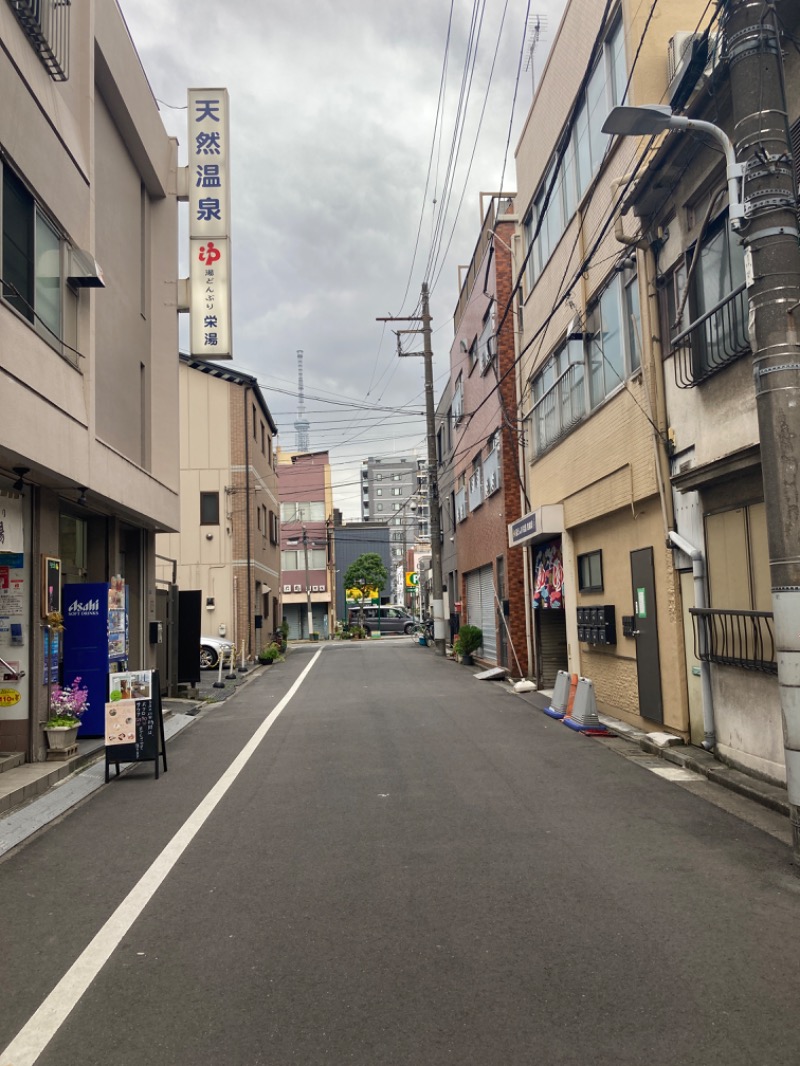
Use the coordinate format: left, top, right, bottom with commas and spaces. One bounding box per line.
2, 642, 799, 1066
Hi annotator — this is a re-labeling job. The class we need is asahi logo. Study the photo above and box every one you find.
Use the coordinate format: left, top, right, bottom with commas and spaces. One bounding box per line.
68, 598, 100, 616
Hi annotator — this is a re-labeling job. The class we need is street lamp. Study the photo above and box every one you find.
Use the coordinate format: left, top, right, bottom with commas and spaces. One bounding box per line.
602, 105, 745, 228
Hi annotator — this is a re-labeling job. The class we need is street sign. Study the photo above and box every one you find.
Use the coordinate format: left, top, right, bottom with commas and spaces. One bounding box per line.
405, 572, 419, 588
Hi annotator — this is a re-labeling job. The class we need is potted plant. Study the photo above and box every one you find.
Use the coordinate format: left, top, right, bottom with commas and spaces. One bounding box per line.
309, 631, 320, 642
453, 624, 483, 666
44, 676, 89, 751
257, 642, 282, 665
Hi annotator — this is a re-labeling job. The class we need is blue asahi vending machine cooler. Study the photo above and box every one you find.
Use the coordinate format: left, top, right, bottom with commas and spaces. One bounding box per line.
62, 580, 128, 736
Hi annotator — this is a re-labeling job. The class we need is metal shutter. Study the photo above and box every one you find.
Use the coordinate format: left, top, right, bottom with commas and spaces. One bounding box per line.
478, 565, 497, 662
466, 566, 497, 663
537, 609, 568, 688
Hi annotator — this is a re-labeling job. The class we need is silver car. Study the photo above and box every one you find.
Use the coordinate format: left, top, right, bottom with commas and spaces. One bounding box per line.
200, 635, 235, 669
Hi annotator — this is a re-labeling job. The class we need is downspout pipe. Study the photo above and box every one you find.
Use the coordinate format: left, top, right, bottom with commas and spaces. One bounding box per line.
667, 530, 716, 750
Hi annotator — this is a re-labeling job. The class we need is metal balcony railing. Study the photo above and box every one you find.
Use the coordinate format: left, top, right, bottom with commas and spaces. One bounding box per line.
670, 282, 750, 388
690, 607, 777, 674
531, 362, 586, 455
8, 0, 70, 80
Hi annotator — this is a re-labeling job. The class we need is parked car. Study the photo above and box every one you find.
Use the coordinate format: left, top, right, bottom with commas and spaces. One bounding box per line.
347, 605, 417, 636
200, 635, 235, 669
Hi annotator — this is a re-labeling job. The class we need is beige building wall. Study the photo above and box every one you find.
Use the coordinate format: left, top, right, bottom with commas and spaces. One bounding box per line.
157, 362, 280, 657
0, 1, 180, 757
511, 0, 711, 731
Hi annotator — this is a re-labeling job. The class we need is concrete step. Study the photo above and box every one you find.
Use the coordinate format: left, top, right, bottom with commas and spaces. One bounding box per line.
0, 739, 105, 816
0, 752, 25, 774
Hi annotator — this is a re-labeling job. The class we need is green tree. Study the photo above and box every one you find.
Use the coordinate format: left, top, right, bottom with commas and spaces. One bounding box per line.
343, 553, 388, 628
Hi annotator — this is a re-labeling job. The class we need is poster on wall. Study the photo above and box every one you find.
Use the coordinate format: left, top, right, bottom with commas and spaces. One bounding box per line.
0, 561, 25, 649
0, 492, 24, 554
42, 556, 61, 616
533, 540, 564, 609
43, 629, 59, 684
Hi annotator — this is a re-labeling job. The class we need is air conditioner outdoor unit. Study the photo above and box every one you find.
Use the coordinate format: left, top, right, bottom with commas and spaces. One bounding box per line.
667, 32, 707, 110
282, 585, 292, 593
293, 584, 301, 592
311, 585, 319, 592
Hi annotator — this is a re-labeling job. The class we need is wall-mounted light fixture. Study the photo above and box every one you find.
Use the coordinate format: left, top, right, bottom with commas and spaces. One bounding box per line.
12, 467, 30, 492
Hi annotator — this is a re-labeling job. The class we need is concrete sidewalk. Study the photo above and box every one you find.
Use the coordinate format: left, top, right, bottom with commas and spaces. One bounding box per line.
510, 682, 790, 818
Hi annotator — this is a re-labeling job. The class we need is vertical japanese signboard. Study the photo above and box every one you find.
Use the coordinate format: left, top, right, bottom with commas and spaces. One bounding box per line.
188, 88, 232, 359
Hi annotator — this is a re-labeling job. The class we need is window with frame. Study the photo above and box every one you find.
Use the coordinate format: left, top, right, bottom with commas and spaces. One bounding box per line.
2, 166, 73, 353
531, 338, 585, 455
530, 269, 640, 455
468, 455, 483, 511
269, 510, 279, 544
523, 19, 626, 290
477, 303, 496, 373
688, 214, 748, 381
392, 487, 402, 496
280, 501, 325, 522
705, 503, 770, 613
452, 374, 464, 424
200, 492, 220, 525
577, 550, 603, 592
587, 269, 640, 409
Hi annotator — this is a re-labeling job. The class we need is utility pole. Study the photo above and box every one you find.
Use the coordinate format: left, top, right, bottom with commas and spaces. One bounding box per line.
724, 0, 800, 859
302, 525, 314, 638
377, 282, 445, 655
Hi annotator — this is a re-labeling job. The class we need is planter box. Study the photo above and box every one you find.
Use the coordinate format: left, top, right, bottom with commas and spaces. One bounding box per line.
44, 724, 80, 760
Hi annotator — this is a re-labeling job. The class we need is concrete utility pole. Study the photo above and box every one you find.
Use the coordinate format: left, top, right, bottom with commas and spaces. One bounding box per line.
724, 0, 800, 858
302, 525, 314, 638
377, 283, 446, 655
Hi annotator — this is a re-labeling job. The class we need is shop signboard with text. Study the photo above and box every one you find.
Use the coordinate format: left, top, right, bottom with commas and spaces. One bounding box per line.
188, 88, 232, 359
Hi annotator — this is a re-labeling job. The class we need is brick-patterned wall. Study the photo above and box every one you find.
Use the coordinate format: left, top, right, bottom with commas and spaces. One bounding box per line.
450, 208, 529, 674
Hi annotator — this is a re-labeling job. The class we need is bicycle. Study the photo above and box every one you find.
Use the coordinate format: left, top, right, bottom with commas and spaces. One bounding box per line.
410, 619, 434, 646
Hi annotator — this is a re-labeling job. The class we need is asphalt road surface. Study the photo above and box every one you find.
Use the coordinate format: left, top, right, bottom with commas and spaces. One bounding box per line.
2, 641, 799, 1066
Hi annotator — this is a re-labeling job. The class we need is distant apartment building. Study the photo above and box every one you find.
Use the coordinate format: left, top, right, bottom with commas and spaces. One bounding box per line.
278, 450, 334, 639
0, 0, 180, 757
156, 357, 280, 661
361, 456, 428, 601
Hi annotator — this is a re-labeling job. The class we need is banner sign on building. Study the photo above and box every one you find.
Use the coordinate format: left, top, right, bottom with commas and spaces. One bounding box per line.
188, 88, 232, 360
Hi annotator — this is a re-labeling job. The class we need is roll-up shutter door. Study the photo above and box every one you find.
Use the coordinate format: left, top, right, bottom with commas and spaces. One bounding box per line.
478, 565, 497, 662
466, 570, 481, 632
466, 565, 497, 664
537, 609, 567, 688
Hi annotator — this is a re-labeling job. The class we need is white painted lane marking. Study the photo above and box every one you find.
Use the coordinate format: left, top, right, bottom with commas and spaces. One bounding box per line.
0, 649, 322, 1066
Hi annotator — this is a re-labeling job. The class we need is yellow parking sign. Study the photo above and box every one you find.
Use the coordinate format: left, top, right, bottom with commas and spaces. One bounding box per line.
405, 572, 419, 588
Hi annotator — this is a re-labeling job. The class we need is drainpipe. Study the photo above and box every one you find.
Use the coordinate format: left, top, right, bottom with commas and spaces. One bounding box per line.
667, 530, 715, 750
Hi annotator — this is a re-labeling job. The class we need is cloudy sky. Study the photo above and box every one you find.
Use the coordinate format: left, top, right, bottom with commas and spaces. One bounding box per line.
122, 0, 566, 518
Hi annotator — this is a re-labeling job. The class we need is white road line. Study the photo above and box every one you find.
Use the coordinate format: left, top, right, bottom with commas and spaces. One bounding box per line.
0, 649, 322, 1066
